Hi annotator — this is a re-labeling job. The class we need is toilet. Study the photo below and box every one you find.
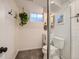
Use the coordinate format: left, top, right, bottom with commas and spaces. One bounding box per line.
42, 45, 58, 59
42, 36, 64, 59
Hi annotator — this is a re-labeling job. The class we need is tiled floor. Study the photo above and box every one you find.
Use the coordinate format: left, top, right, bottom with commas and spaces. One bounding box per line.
15, 48, 43, 59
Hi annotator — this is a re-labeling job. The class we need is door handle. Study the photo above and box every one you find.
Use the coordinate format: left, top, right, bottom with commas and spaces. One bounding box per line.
0, 47, 8, 53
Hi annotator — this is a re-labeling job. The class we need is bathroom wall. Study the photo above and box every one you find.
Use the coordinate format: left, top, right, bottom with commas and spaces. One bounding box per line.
71, 0, 79, 59
53, 4, 71, 59
0, 0, 44, 59
54, 0, 79, 59
15, 0, 44, 51
16, 22, 44, 51
0, 0, 19, 59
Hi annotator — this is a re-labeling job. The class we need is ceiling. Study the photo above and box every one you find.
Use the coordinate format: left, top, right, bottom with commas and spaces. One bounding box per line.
16, 0, 71, 13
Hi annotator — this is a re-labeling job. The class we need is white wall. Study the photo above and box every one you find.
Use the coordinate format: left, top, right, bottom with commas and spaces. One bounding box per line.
16, 22, 44, 50
0, 0, 19, 59
15, 0, 44, 51
63, 6, 71, 59
0, 0, 44, 59
16, 0, 43, 13
53, 5, 71, 59
71, 0, 79, 59
54, 0, 79, 59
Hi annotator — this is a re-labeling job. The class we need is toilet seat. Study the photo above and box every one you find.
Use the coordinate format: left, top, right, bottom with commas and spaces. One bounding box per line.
42, 45, 59, 59
42, 45, 58, 55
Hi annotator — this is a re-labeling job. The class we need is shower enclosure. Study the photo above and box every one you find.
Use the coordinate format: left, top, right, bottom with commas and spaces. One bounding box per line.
47, 0, 72, 59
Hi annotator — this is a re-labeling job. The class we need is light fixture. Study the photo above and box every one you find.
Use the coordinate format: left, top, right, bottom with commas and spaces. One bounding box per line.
51, 1, 55, 4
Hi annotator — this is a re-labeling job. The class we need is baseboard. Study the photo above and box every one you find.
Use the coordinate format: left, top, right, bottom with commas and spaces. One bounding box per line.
18, 47, 42, 52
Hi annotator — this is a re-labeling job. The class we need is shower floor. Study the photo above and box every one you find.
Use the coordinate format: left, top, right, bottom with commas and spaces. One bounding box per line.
15, 48, 43, 59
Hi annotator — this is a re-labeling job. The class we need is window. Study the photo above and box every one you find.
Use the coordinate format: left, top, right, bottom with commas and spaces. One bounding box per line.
30, 13, 43, 23
56, 15, 64, 23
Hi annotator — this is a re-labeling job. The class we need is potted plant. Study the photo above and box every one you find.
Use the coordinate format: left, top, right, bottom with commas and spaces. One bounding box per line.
19, 12, 29, 26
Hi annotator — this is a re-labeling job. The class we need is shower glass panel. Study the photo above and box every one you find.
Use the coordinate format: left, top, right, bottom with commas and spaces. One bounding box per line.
47, 0, 72, 59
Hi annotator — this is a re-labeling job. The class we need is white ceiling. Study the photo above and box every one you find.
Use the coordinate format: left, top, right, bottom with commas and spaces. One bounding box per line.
16, 0, 71, 13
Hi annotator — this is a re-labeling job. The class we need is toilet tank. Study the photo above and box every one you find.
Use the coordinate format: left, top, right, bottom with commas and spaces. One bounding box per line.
52, 36, 65, 49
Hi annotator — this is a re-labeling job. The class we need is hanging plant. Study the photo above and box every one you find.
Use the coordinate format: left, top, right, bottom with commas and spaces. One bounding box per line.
19, 12, 29, 26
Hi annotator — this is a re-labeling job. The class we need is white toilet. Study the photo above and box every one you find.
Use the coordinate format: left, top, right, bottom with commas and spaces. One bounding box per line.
42, 36, 64, 59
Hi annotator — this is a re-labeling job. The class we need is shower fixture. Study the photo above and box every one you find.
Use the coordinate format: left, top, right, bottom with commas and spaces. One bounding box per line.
75, 13, 79, 22
71, 13, 79, 22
